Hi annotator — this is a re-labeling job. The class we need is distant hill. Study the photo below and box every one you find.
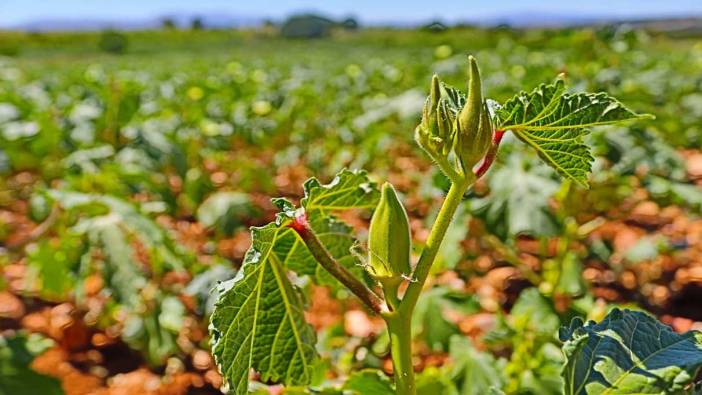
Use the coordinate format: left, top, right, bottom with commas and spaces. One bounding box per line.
6, 11, 702, 33
625, 17, 702, 35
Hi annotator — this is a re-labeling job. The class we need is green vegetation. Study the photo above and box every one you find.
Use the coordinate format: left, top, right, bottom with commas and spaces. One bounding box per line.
98, 30, 129, 54
1, 25, 702, 395
209, 54, 693, 395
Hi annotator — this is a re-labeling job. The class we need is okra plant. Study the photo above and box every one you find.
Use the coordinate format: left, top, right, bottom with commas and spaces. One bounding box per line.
209, 56, 702, 394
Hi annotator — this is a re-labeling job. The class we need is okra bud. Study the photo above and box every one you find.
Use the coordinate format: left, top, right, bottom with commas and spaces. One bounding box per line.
436, 99, 454, 156
367, 183, 411, 281
416, 75, 446, 157
456, 56, 492, 172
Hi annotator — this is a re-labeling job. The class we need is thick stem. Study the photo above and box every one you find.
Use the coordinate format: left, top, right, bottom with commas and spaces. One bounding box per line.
383, 179, 471, 394
400, 180, 471, 315
386, 314, 415, 395
290, 214, 387, 315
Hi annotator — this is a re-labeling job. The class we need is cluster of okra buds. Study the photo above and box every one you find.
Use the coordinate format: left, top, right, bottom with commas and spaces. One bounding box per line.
365, 56, 503, 289
415, 56, 504, 181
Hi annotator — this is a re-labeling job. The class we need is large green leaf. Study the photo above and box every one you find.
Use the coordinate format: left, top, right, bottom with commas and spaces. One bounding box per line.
210, 169, 379, 393
497, 78, 651, 187
559, 309, 702, 395
271, 169, 379, 285
448, 336, 506, 395
48, 190, 189, 272
210, 227, 318, 394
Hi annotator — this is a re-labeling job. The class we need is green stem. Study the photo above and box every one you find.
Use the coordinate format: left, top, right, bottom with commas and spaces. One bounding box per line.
294, 177, 472, 395
384, 179, 472, 395
433, 155, 461, 184
400, 179, 471, 315
385, 314, 415, 395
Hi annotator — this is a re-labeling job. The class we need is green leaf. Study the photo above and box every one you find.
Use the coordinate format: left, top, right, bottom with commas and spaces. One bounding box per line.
210, 228, 318, 393
301, 169, 379, 213
510, 288, 561, 337
440, 83, 466, 116
269, 171, 379, 288
210, 169, 379, 393
412, 287, 479, 352
40, 190, 192, 365
647, 176, 702, 214
559, 308, 702, 395
555, 252, 587, 297
448, 336, 506, 395
0, 333, 64, 395
470, 153, 560, 238
48, 190, 190, 272
343, 369, 395, 395
416, 367, 459, 395
497, 78, 651, 187
197, 191, 256, 235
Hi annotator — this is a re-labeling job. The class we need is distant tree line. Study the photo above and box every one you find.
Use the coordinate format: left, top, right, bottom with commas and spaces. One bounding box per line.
279, 14, 359, 38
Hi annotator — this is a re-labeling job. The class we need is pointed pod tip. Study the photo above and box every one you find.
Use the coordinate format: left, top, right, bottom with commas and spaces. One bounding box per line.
466, 55, 481, 95
380, 182, 405, 208
380, 182, 395, 195
431, 74, 440, 89
430, 74, 441, 107
467, 55, 479, 71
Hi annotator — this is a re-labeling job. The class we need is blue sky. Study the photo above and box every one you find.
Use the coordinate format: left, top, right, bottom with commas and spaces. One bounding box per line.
2, 0, 702, 26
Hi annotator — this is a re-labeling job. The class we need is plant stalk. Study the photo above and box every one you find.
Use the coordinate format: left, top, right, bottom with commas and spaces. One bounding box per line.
290, 213, 387, 315
294, 177, 472, 395
385, 314, 415, 395
400, 179, 471, 315
384, 179, 472, 394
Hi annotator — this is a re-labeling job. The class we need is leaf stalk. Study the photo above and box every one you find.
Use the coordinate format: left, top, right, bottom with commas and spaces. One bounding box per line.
289, 213, 387, 315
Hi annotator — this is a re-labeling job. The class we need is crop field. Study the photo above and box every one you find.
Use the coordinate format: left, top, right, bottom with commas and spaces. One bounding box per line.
1, 26, 702, 395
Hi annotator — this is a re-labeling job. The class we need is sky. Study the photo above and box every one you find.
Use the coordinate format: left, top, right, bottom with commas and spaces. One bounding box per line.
2, 0, 702, 27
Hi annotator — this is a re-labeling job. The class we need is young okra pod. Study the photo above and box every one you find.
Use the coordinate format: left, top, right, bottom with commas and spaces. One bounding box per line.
367, 182, 412, 284
455, 56, 492, 173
